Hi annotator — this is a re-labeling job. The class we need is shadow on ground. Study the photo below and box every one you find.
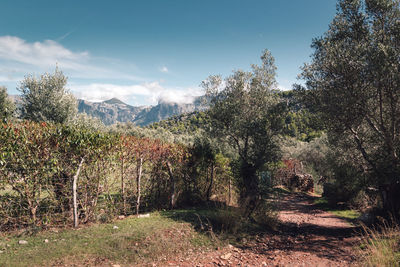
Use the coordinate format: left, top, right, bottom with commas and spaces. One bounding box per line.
160, 192, 360, 265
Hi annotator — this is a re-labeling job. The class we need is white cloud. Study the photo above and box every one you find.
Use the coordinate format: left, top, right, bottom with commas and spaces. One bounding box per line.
277, 84, 289, 91
0, 36, 89, 70
0, 36, 142, 82
157, 89, 201, 104
160, 66, 169, 73
71, 82, 203, 105
0, 35, 203, 105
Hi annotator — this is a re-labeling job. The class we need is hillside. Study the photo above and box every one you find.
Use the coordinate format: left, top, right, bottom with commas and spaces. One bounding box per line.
77, 96, 207, 126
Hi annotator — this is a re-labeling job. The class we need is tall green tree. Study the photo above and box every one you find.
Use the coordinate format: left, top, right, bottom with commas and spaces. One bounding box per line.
0, 86, 15, 122
18, 67, 77, 124
299, 0, 400, 216
203, 49, 284, 214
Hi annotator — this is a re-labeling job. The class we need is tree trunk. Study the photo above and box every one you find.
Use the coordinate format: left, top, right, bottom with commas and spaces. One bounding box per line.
240, 162, 259, 217
121, 158, 126, 215
380, 181, 400, 220
73, 158, 85, 228
136, 157, 143, 215
166, 161, 177, 209
206, 163, 214, 201
228, 177, 232, 206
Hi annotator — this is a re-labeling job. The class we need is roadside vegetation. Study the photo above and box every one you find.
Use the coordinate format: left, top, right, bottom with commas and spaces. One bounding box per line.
0, 0, 400, 265
359, 221, 400, 266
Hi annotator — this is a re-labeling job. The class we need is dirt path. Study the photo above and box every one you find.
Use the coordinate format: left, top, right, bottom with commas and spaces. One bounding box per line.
158, 193, 359, 266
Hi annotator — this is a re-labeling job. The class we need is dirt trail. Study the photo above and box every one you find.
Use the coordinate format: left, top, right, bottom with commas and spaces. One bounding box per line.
160, 193, 359, 266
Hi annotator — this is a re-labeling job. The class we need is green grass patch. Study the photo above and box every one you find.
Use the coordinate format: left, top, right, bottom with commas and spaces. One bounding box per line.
358, 222, 400, 266
313, 197, 361, 221
0, 211, 214, 267
271, 186, 291, 196
330, 209, 361, 220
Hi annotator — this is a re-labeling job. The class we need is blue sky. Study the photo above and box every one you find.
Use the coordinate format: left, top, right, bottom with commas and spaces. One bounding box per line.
0, 0, 337, 106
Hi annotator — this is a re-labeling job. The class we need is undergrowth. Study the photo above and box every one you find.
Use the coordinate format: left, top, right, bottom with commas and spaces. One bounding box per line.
358, 219, 400, 267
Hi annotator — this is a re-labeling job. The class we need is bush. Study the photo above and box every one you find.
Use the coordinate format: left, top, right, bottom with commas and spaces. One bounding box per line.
200, 209, 245, 234
251, 200, 278, 230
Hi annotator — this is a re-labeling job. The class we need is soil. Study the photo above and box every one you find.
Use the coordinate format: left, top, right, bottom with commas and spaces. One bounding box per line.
156, 193, 360, 267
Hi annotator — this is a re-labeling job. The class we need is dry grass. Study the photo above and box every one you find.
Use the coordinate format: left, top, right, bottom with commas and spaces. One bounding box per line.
358, 219, 400, 266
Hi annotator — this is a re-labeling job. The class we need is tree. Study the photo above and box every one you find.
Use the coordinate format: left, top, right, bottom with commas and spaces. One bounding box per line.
203, 49, 284, 214
18, 67, 77, 124
299, 0, 400, 217
0, 86, 15, 122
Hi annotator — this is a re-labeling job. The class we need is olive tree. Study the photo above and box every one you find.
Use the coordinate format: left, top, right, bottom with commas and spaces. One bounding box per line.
18, 67, 77, 124
203, 50, 284, 214
299, 0, 400, 216
0, 86, 15, 122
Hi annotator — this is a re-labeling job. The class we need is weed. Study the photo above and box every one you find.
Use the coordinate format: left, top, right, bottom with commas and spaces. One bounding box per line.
358, 219, 400, 266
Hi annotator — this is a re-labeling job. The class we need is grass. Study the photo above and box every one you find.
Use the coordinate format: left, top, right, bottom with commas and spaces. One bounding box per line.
358, 220, 400, 266
313, 197, 361, 221
0, 207, 272, 266
0, 211, 215, 267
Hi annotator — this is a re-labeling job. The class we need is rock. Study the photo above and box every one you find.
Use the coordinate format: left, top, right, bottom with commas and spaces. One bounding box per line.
113, 225, 119, 229
0, 250, 3, 254
118, 215, 125, 220
18, 240, 28, 245
220, 253, 232, 260
44, 239, 49, 243
228, 244, 234, 249
138, 213, 150, 218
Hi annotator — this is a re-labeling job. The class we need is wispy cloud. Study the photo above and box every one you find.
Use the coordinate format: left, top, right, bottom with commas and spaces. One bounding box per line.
0, 35, 201, 106
56, 31, 74, 42
0, 36, 89, 70
0, 36, 142, 83
160, 66, 169, 73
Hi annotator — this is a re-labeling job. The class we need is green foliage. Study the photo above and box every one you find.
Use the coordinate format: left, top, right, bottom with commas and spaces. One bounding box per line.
18, 67, 77, 124
204, 49, 284, 212
279, 90, 324, 141
0, 119, 237, 229
299, 0, 400, 216
149, 111, 210, 136
0, 86, 15, 122
0, 121, 59, 224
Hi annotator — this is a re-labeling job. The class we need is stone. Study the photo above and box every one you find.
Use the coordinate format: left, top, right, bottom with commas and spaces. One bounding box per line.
113, 225, 119, 229
138, 213, 150, 218
44, 239, 49, 243
18, 240, 28, 245
220, 253, 232, 260
118, 215, 125, 220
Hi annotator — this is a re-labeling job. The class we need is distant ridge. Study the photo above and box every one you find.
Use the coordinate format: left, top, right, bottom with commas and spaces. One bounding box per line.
9, 94, 208, 126
77, 96, 208, 126
103, 98, 128, 106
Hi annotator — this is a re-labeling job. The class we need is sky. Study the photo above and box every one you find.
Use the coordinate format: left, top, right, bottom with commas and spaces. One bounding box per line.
0, 0, 338, 106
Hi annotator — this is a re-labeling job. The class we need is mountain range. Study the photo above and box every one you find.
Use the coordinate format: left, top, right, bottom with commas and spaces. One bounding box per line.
77, 96, 207, 126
